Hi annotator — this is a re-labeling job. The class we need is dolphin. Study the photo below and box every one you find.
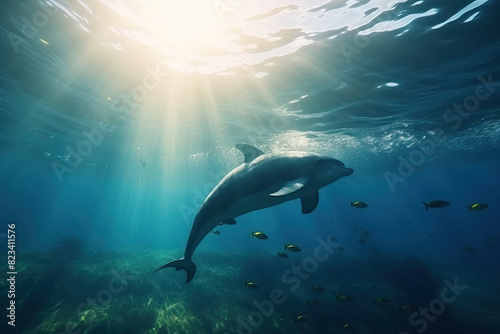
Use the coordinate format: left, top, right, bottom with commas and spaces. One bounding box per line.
153, 144, 353, 283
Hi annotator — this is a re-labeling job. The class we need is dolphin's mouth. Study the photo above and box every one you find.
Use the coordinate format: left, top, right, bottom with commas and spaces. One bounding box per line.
320, 158, 352, 175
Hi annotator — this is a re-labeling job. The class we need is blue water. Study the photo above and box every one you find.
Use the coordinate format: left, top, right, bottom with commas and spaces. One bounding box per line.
1, 0, 500, 333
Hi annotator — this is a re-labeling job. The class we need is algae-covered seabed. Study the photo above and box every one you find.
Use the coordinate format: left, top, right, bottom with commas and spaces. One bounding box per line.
1, 245, 499, 334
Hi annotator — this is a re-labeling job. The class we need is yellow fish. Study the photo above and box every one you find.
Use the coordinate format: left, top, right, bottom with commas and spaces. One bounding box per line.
372, 298, 391, 304
464, 246, 476, 253
293, 315, 309, 323
334, 291, 354, 302
307, 299, 319, 306
467, 203, 489, 211
251, 231, 269, 239
351, 201, 368, 208
277, 252, 289, 258
244, 281, 259, 289
397, 305, 417, 312
284, 244, 301, 252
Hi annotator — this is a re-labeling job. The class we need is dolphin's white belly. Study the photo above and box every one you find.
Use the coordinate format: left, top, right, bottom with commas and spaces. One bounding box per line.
221, 186, 313, 220
205, 162, 298, 220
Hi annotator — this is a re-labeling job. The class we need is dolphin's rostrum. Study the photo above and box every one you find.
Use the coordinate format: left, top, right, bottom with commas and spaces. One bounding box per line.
153, 144, 353, 283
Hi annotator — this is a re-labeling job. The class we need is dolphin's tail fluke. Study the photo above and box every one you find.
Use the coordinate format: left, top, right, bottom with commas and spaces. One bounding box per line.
422, 201, 429, 210
153, 258, 196, 284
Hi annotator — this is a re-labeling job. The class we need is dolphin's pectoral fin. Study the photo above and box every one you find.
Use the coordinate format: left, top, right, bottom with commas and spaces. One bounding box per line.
301, 191, 319, 214
153, 258, 197, 284
269, 177, 308, 197
236, 144, 265, 163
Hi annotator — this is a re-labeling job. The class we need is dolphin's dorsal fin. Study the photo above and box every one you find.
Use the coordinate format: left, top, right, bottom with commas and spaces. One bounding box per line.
236, 144, 265, 163
301, 191, 319, 214
269, 177, 308, 197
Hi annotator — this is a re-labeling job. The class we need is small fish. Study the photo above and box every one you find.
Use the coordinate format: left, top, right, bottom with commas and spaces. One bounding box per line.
464, 246, 476, 252
293, 315, 310, 323
338, 246, 345, 252
312, 286, 325, 292
277, 252, 289, 258
423, 200, 450, 210
307, 299, 319, 306
326, 269, 333, 273
219, 219, 237, 225
486, 236, 497, 249
358, 238, 367, 244
244, 281, 259, 289
336, 295, 354, 302
330, 235, 336, 241
334, 291, 354, 302
372, 298, 391, 304
397, 305, 417, 313
284, 244, 301, 252
342, 324, 351, 330
251, 231, 269, 240
467, 203, 489, 211
211, 230, 221, 235
351, 201, 369, 209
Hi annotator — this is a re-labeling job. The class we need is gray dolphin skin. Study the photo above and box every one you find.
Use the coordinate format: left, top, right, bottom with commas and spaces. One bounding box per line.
153, 144, 353, 283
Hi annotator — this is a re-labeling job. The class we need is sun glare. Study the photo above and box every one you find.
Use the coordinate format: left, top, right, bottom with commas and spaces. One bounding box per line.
147, 0, 219, 47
